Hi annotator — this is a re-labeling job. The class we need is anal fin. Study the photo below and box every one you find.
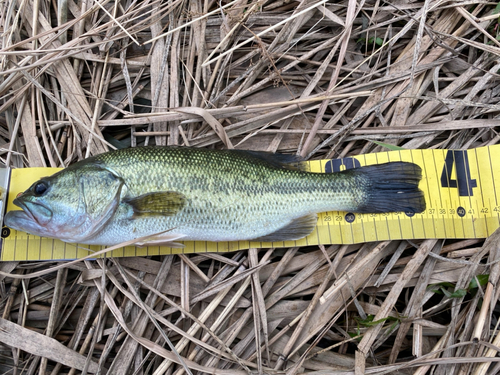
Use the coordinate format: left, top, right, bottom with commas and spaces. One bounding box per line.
253, 214, 318, 242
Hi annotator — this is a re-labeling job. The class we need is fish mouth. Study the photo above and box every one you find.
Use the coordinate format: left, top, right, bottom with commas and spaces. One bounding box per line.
8, 199, 53, 227
4, 210, 37, 231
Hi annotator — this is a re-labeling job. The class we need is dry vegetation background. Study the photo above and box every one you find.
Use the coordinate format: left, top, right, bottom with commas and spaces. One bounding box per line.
1, 0, 500, 374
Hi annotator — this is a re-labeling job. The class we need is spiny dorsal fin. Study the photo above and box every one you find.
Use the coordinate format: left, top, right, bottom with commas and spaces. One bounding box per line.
252, 214, 318, 242
124, 191, 186, 218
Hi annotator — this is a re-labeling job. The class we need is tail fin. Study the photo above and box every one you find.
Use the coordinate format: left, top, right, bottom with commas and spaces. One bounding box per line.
349, 162, 426, 214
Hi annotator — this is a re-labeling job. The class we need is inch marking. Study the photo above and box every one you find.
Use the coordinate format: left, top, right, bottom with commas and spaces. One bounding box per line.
440, 150, 477, 196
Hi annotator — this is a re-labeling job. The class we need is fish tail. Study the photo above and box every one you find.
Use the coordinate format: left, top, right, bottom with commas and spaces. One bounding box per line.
349, 162, 426, 214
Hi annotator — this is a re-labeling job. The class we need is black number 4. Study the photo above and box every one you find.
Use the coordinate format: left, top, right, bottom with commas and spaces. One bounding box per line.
440, 150, 477, 196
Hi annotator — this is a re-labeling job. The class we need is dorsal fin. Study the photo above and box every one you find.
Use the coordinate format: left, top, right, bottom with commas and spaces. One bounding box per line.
228, 149, 306, 171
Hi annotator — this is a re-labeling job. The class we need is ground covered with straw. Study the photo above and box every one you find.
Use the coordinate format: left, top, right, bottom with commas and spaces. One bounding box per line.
1, 0, 500, 374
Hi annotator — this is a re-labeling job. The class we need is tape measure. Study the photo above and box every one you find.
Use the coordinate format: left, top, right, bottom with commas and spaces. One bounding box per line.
1, 145, 499, 261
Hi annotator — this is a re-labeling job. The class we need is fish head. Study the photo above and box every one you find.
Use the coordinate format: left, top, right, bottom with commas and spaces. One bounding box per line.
4, 164, 125, 243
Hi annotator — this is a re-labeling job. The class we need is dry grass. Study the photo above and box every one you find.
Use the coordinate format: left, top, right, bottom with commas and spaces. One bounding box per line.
1, 0, 500, 374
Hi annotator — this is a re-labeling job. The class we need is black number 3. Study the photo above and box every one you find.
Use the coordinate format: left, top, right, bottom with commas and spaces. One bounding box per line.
440, 150, 477, 196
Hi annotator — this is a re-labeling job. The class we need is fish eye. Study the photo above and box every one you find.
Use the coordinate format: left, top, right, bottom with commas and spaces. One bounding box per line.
33, 181, 48, 196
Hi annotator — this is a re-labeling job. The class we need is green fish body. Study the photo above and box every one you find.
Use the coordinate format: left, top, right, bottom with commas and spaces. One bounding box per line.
5, 147, 425, 246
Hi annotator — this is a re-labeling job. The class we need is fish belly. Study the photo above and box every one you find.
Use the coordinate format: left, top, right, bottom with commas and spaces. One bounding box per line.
86, 189, 322, 245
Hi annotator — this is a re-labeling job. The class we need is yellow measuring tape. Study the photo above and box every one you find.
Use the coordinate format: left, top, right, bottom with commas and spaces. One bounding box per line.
1, 145, 499, 261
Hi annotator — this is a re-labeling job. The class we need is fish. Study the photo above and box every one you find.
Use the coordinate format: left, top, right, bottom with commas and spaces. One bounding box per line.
4, 146, 426, 246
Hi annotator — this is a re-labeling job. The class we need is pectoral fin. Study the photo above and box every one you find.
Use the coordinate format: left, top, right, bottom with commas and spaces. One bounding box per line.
125, 191, 186, 218
253, 214, 318, 242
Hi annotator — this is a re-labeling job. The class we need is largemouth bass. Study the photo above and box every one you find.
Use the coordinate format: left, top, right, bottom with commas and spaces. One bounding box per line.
4, 147, 425, 246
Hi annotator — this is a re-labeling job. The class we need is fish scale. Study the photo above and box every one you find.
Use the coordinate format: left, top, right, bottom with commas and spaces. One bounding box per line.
4, 146, 425, 246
